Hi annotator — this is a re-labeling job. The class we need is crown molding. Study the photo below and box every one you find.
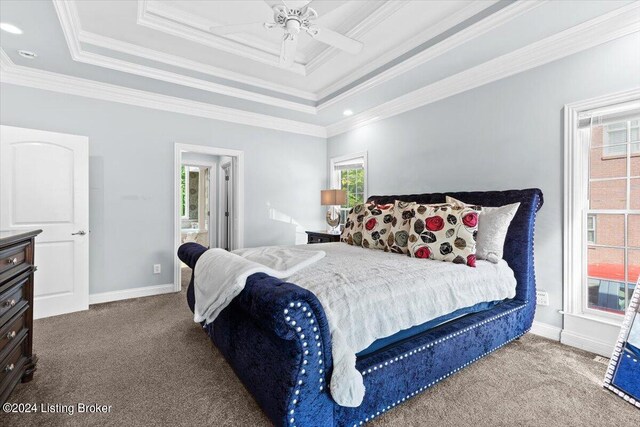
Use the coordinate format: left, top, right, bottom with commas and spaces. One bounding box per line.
326, 2, 640, 137
0, 49, 326, 138
53, 0, 318, 114
316, 0, 539, 109
77, 30, 318, 102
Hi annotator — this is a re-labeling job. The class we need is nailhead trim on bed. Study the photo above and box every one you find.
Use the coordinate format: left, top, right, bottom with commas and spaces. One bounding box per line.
360, 304, 526, 377
352, 329, 529, 426
283, 301, 326, 426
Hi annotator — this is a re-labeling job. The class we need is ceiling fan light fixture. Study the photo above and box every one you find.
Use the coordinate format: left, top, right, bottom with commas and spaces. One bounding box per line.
285, 19, 301, 34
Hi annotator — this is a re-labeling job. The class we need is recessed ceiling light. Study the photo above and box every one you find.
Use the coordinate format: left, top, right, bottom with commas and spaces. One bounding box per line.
343, 109, 353, 116
18, 50, 37, 59
0, 22, 23, 35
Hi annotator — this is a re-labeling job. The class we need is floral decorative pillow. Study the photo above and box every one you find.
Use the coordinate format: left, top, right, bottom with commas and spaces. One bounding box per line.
408, 204, 480, 267
388, 201, 455, 254
340, 203, 369, 246
362, 203, 395, 251
386, 200, 415, 254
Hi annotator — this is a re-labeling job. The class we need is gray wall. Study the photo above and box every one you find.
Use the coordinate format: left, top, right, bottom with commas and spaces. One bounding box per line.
0, 84, 326, 294
327, 33, 640, 329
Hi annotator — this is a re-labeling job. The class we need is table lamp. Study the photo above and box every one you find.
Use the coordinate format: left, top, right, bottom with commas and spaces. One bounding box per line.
321, 189, 346, 234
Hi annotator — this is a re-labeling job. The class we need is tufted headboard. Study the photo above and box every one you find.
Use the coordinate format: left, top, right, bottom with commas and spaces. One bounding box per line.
367, 189, 544, 304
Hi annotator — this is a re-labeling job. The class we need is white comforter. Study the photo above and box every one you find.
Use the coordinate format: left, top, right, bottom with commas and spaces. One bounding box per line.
195, 242, 516, 408
287, 243, 516, 407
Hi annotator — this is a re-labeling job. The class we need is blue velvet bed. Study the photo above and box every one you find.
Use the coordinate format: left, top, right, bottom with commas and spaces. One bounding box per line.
178, 188, 543, 426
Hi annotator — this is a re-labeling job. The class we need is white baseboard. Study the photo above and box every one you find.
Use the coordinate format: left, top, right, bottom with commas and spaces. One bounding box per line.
560, 330, 614, 357
89, 283, 176, 305
530, 321, 562, 341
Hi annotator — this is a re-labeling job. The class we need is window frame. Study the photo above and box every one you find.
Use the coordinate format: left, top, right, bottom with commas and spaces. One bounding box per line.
564, 91, 640, 332
329, 152, 368, 222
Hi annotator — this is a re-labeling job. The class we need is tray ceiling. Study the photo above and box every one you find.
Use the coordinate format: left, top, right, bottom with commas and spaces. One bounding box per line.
2, 0, 635, 137
68, 0, 491, 96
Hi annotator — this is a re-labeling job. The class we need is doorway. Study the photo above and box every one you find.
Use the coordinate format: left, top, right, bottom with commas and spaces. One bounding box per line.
174, 144, 244, 291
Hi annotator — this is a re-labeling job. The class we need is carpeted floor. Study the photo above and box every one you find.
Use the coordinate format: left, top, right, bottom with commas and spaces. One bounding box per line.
4, 270, 637, 426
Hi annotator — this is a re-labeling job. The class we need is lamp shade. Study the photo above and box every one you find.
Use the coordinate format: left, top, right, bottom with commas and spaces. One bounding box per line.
321, 189, 346, 206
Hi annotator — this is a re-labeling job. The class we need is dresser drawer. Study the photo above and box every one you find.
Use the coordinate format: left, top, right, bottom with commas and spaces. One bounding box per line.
0, 275, 28, 322
0, 337, 26, 388
0, 243, 28, 277
0, 308, 28, 359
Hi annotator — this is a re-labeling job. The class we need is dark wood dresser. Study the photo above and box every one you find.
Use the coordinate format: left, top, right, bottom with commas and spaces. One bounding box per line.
305, 230, 341, 244
0, 229, 41, 404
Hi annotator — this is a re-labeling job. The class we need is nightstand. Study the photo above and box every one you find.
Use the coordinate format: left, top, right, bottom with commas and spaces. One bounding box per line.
305, 231, 341, 244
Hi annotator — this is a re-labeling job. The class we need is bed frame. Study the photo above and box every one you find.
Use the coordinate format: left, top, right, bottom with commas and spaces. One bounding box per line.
178, 189, 543, 427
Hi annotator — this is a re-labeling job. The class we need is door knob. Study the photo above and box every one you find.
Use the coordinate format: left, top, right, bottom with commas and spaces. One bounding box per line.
71, 230, 86, 236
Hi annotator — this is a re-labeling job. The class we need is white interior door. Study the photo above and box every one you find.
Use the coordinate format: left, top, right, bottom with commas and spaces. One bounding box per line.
0, 125, 89, 319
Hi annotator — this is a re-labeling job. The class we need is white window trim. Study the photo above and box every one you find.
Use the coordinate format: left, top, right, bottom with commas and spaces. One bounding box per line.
329, 151, 368, 207
562, 88, 640, 356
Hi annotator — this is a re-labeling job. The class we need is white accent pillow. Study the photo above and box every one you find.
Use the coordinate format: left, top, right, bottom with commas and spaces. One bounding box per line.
446, 196, 520, 263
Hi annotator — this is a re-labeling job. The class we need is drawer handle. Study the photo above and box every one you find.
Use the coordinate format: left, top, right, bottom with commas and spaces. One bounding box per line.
6, 330, 16, 340
4, 363, 14, 373
3, 299, 16, 308
8, 257, 18, 265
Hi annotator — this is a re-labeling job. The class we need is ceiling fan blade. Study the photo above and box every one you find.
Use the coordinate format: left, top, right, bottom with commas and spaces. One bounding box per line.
263, 0, 284, 9
307, 26, 363, 54
209, 22, 268, 35
280, 34, 299, 67
301, 0, 341, 17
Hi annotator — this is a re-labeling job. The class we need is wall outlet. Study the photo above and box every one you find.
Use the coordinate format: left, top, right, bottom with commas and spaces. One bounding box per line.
536, 290, 549, 306
153, 264, 161, 274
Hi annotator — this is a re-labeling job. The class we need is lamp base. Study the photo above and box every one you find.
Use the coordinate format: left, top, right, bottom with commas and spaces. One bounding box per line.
326, 207, 340, 234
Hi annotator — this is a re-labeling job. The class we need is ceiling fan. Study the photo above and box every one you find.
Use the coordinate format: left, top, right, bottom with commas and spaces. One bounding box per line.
209, 0, 364, 67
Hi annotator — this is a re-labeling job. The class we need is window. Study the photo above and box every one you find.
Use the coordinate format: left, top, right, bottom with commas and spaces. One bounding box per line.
566, 98, 640, 322
603, 119, 640, 156
564, 92, 640, 353
330, 152, 367, 224
586, 214, 596, 244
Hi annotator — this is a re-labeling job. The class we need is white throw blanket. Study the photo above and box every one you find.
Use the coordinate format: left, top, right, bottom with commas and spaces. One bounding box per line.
193, 246, 325, 324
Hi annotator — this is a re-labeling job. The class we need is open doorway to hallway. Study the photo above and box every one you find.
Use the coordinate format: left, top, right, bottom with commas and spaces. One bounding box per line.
174, 144, 244, 291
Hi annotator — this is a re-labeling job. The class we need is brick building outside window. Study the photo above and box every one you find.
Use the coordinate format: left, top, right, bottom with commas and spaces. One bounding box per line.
587, 119, 639, 314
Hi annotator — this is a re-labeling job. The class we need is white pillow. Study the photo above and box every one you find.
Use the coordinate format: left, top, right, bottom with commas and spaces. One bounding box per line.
446, 196, 520, 263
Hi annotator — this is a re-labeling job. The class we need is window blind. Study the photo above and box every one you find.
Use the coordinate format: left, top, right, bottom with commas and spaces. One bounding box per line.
333, 157, 365, 171
577, 101, 640, 128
